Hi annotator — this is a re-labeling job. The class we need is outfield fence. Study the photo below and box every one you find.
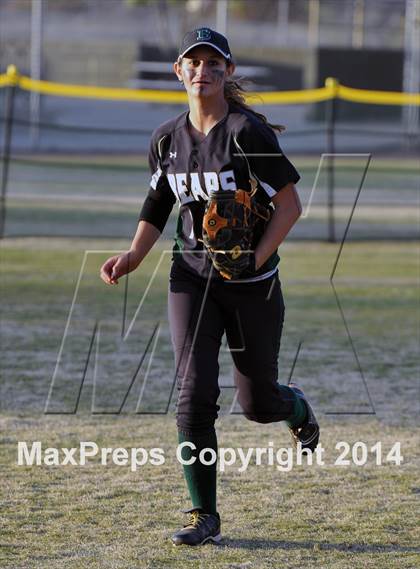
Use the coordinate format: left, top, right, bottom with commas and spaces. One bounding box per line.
0, 65, 419, 242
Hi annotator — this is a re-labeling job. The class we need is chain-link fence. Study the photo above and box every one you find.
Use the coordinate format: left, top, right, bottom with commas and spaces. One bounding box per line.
1, 69, 419, 241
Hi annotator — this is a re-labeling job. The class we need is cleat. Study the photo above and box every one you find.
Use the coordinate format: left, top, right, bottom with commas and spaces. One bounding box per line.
288, 383, 320, 452
171, 509, 222, 546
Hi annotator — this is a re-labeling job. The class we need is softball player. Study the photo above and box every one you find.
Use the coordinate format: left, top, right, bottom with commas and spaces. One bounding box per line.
100, 27, 319, 547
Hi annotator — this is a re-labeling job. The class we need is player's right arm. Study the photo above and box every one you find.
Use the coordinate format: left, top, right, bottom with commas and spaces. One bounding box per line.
100, 220, 161, 285
100, 129, 176, 286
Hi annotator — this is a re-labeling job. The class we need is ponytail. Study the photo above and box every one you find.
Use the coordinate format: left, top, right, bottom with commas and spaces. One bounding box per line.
176, 54, 285, 134
224, 74, 285, 134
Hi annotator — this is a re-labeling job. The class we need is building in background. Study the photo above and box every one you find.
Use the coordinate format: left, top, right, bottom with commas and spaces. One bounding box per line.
0, 0, 418, 152
0, 0, 411, 87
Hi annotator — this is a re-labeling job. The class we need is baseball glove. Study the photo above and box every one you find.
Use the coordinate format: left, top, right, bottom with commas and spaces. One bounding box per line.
202, 189, 271, 280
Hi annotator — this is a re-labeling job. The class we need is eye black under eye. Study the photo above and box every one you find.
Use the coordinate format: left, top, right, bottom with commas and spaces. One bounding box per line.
188, 59, 221, 66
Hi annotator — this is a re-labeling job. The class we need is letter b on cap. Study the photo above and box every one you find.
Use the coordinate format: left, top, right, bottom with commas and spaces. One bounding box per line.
197, 28, 211, 40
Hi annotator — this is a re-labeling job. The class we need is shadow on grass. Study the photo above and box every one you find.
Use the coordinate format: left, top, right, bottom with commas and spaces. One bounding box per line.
218, 538, 420, 554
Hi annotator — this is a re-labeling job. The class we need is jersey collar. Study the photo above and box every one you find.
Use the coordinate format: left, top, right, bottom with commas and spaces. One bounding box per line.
184, 106, 231, 144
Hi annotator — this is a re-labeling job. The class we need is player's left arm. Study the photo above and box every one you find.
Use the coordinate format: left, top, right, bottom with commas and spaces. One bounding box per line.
254, 182, 302, 270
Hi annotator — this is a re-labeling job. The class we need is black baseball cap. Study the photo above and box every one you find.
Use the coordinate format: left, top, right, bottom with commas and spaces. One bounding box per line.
178, 27, 232, 61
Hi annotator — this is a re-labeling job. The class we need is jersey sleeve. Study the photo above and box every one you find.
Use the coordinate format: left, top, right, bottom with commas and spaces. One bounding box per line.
138, 132, 176, 233
236, 121, 300, 200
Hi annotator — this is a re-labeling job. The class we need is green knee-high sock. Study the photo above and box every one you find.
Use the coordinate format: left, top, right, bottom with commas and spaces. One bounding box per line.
279, 385, 307, 429
178, 430, 217, 515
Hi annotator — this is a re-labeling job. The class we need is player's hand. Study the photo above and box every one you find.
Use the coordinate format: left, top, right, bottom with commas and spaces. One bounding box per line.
100, 251, 140, 285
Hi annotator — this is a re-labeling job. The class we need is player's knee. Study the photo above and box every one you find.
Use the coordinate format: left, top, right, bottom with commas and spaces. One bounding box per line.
176, 388, 220, 433
242, 410, 274, 424
176, 409, 218, 434
240, 395, 286, 423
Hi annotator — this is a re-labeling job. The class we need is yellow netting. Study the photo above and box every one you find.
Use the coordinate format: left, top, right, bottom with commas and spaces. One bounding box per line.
0, 66, 419, 106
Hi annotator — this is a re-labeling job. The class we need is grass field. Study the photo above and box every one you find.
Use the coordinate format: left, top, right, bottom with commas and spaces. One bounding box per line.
1, 415, 419, 568
1, 237, 419, 568
4, 155, 419, 240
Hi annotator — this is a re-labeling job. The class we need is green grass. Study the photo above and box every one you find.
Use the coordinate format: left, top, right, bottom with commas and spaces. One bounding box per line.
1, 238, 419, 567
9, 154, 420, 173
1, 416, 419, 568
1, 239, 418, 415
5, 154, 419, 241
